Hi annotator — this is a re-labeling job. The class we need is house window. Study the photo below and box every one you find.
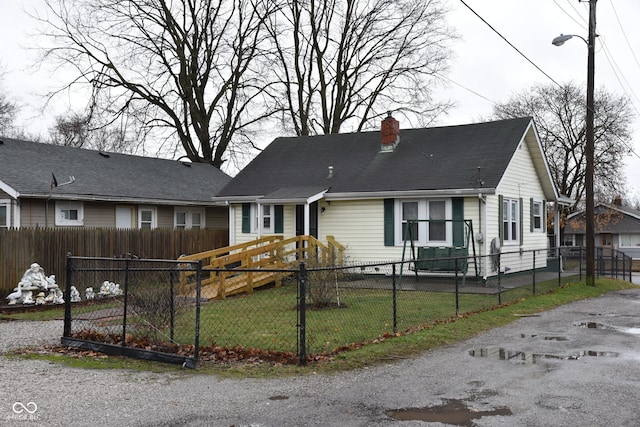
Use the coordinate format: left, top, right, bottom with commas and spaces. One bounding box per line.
401, 201, 419, 241
55, 201, 84, 226
175, 208, 205, 229
502, 198, 519, 244
600, 233, 613, 247
396, 199, 451, 245
0, 200, 9, 228
254, 204, 274, 234
138, 207, 157, 229
532, 199, 543, 231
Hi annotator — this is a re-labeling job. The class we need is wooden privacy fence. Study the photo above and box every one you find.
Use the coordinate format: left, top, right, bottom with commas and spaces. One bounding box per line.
0, 228, 228, 297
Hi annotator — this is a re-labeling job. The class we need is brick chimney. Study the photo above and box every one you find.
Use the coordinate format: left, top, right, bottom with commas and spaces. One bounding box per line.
380, 112, 399, 152
613, 195, 623, 206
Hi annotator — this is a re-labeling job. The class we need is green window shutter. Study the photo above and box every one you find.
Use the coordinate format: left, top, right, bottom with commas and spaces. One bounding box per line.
519, 197, 524, 245
452, 197, 464, 247
542, 200, 547, 232
384, 199, 395, 246
530, 198, 534, 233
498, 195, 503, 245
274, 205, 284, 233
241, 203, 251, 233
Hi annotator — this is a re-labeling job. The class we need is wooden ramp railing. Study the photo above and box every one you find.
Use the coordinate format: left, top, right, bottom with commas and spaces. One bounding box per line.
178, 235, 345, 300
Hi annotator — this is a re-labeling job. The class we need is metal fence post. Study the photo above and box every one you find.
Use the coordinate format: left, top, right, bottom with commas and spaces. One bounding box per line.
532, 250, 536, 296
454, 259, 459, 316
194, 260, 202, 364
497, 256, 502, 305
558, 247, 561, 287
63, 252, 73, 337
122, 255, 130, 346
392, 263, 397, 334
169, 270, 175, 342
298, 262, 307, 366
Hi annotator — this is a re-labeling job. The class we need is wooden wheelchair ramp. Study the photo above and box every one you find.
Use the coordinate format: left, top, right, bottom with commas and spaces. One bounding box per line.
178, 235, 345, 300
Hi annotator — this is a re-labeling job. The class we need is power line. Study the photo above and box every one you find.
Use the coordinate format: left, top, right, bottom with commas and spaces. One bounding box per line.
435, 73, 498, 106
457, 0, 564, 89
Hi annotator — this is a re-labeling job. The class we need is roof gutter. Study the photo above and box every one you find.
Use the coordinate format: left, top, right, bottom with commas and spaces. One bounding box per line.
22, 193, 221, 207
324, 188, 497, 201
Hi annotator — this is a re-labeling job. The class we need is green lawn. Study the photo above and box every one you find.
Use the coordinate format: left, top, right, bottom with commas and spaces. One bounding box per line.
4, 277, 636, 377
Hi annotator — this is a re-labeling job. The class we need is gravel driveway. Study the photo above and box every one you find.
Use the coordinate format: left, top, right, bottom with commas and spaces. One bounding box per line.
3, 287, 640, 426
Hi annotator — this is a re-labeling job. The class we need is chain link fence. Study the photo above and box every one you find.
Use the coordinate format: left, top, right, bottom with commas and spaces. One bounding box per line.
62, 247, 632, 367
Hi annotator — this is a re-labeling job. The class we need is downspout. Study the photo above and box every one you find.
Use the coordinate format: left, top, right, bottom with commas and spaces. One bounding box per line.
14, 199, 19, 228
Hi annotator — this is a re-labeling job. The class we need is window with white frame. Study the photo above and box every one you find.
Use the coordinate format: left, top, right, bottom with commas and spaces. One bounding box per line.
253, 204, 274, 234
502, 198, 519, 244
0, 200, 9, 228
396, 199, 451, 245
175, 208, 205, 229
138, 207, 157, 229
532, 199, 543, 231
55, 201, 84, 226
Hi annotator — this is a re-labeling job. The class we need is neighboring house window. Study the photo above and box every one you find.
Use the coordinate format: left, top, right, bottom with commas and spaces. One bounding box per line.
395, 199, 451, 245
531, 199, 544, 232
138, 207, 157, 229
55, 201, 84, 226
502, 198, 519, 244
0, 200, 9, 228
175, 208, 205, 229
600, 233, 613, 247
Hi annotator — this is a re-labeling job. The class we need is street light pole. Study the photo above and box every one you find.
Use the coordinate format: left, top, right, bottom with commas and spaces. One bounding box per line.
552, 0, 597, 286
585, 0, 597, 286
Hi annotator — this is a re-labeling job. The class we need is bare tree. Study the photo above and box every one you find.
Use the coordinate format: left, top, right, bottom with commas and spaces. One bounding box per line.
266, 0, 454, 136
0, 92, 16, 137
492, 82, 634, 209
0, 69, 17, 137
37, 0, 275, 169
49, 111, 138, 154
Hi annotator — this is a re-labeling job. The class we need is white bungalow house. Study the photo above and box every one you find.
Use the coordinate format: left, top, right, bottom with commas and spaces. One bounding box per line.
213, 115, 566, 279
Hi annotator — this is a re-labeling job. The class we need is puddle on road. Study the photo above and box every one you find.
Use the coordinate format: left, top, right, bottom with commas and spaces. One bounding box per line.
386, 398, 512, 426
577, 321, 640, 336
575, 322, 617, 330
520, 334, 569, 341
267, 395, 289, 401
468, 348, 619, 364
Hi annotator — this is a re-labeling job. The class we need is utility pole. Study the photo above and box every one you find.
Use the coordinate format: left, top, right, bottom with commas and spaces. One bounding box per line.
585, 0, 596, 286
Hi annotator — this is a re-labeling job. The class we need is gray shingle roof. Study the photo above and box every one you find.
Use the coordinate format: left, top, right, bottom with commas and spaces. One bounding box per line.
217, 117, 533, 198
565, 204, 640, 234
0, 138, 231, 204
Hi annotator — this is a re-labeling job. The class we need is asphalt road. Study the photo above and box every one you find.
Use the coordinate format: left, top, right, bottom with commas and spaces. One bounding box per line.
3, 284, 640, 426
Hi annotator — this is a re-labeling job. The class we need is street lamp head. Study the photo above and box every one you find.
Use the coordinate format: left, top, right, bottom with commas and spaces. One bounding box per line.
552, 34, 574, 46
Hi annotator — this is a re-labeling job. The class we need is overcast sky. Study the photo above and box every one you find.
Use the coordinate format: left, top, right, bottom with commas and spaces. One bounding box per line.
2, 0, 639, 199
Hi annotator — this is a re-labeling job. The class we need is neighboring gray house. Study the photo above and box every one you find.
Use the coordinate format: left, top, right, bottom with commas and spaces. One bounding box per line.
564, 197, 640, 260
213, 115, 566, 279
0, 138, 231, 230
